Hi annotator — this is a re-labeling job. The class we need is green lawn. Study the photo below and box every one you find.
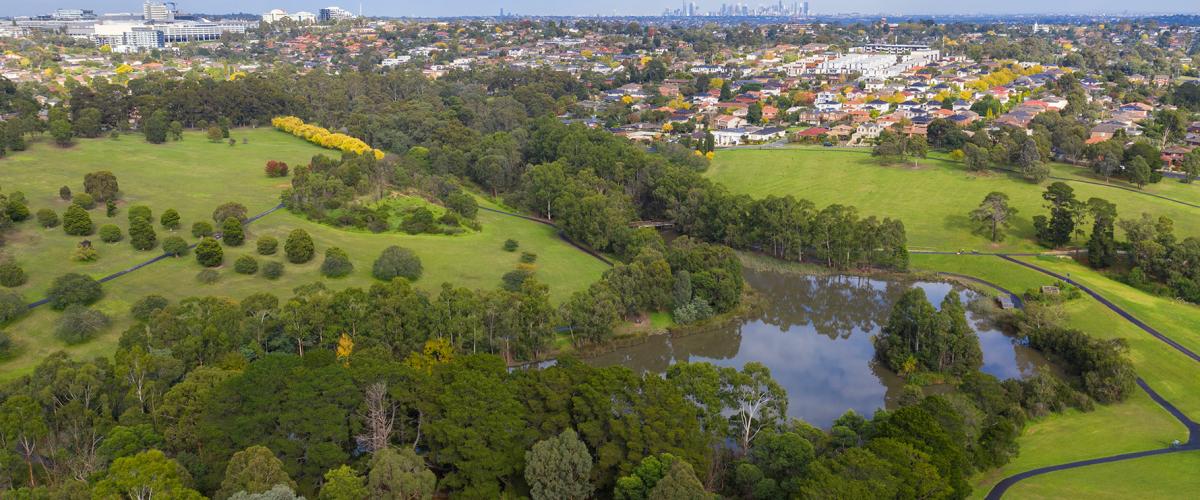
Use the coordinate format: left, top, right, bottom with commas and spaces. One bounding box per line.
1001, 451, 1200, 499
708, 148, 1200, 252
0, 130, 609, 378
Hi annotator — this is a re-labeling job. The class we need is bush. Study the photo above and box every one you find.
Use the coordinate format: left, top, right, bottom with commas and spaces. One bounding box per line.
127, 205, 151, 222
196, 269, 220, 284
6, 200, 29, 222
234, 255, 259, 275
261, 261, 284, 280
129, 216, 157, 251
63, 205, 94, 236
73, 241, 99, 262
47, 273, 102, 310
192, 221, 214, 238
130, 295, 168, 322
195, 237, 224, 267
0, 330, 12, 359
285, 229, 315, 263
320, 247, 353, 278
265, 160, 289, 177
445, 191, 478, 219
59, 185, 72, 201
36, 208, 60, 228
401, 207, 436, 234
0, 291, 25, 324
162, 236, 188, 257
520, 252, 538, 264
372, 246, 422, 282
221, 217, 244, 246
256, 236, 278, 255
55, 305, 110, 344
99, 224, 123, 243
105, 200, 118, 218
212, 202, 248, 223
160, 209, 181, 230
0, 263, 27, 287
83, 171, 119, 202
72, 192, 96, 210
503, 239, 519, 252
501, 268, 534, 291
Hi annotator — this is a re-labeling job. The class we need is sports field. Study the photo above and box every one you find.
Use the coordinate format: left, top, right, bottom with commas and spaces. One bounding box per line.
0, 130, 609, 377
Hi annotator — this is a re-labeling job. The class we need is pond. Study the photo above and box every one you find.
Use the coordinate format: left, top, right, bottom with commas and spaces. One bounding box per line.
586, 268, 1052, 428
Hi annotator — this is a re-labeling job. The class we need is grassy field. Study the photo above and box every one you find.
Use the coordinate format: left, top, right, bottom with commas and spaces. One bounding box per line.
1001, 451, 1200, 499
708, 148, 1200, 252
0, 130, 609, 378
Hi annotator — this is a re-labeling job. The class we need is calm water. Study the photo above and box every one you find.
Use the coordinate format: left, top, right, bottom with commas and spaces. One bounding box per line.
587, 268, 1050, 428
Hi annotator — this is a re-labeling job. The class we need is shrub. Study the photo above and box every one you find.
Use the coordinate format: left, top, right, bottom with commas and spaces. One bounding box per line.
128, 216, 157, 251
63, 205, 94, 236
47, 273, 102, 310
192, 221, 214, 238
105, 200, 118, 217
99, 224, 123, 243
0, 263, 27, 287
195, 237, 224, 267
72, 192, 96, 210
234, 255, 259, 275
520, 252, 538, 264
196, 269, 220, 284
265, 160, 289, 177
55, 305, 110, 344
36, 208, 59, 228
285, 229, 315, 263
401, 207, 436, 234
73, 241, 99, 262
256, 236, 278, 255
6, 201, 29, 222
0, 330, 12, 359
320, 247, 353, 278
160, 209, 181, 230
59, 185, 72, 201
372, 246, 423, 282
162, 236, 188, 257
221, 217, 244, 246
130, 295, 168, 322
501, 268, 534, 291
0, 291, 25, 324
261, 261, 284, 280
83, 171, 119, 202
212, 202, 248, 223
127, 205, 151, 222
503, 239, 519, 252
445, 191, 479, 219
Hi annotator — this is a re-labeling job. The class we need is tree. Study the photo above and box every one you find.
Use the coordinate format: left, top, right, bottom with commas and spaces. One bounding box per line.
747, 102, 763, 124
1033, 182, 1079, 248
257, 236, 279, 255
47, 273, 102, 310
1182, 149, 1200, 184
0, 395, 48, 488
128, 205, 152, 222
129, 215, 158, 250
213, 202, 248, 223
217, 445, 298, 500
874, 288, 981, 375
99, 223, 123, 243
367, 447, 436, 500
75, 107, 103, 137
1086, 198, 1118, 269
92, 449, 203, 500
1127, 156, 1151, 188
55, 305, 110, 344
0, 262, 27, 287
73, 192, 96, 209
160, 208, 181, 230
63, 204, 94, 236
525, 428, 594, 500
207, 126, 224, 143
969, 192, 1017, 242
169, 120, 184, 141
372, 246, 422, 281
285, 229, 315, 263
195, 237, 224, 267
84, 171, 120, 202
49, 119, 73, 146
59, 185, 72, 201
1018, 138, 1049, 183
36, 207, 59, 228
235, 255, 259, 274
647, 460, 707, 500
320, 247, 353, 277
143, 109, 170, 144
319, 466, 368, 500
192, 221, 214, 238
222, 217, 245, 246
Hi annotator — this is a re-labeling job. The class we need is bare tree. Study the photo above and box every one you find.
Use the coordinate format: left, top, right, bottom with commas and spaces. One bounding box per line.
357, 382, 396, 453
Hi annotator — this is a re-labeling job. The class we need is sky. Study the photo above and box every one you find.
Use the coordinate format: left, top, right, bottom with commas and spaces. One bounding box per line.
4, 0, 1199, 18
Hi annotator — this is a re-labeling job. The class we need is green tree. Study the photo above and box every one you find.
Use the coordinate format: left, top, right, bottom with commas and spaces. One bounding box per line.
217, 445, 299, 500
235, 255, 259, 275
647, 460, 707, 500
163, 236, 188, 256
0, 395, 48, 488
62, 204, 94, 236
195, 237, 224, 267
1086, 198, 1118, 269
49, 119, 73, 146
1182, 148, 1200, 184
207, 126, 224, 143
129, 215, 157, 250
1018, 138, 1049, 183
92, 449, 203, 499
222, 217, 245, 246
84, 171, 120, 202
747, 102, 763, 124
1127, 156, 1151, 188
47, 273, 102, 310
0, 262, 27, 287
372, 246, 422, 281
1033, 182, 1080, 248
55, 305, 110, 344
320, 247, 353, 277
169, 120, 184, 141
143, 109, 170, 144
285, 229, 315, 263
99, 223, 123, 243
75, 107, 103, 137
319, 465, 368, 500
367, 447, 436, 500
969, 192, 1017, 242
36, 208, 59, 228
212, 202, 248, 223
525, 428, 594, 500
257, 236, 278, 255
160, 208, 181, 230
192, 221, 214, 238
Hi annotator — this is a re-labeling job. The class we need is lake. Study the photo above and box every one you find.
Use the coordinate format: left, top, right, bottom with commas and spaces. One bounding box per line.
586, 268, 1050, 428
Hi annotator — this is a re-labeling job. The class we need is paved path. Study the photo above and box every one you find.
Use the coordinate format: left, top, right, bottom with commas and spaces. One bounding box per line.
934, 271, 1024, 309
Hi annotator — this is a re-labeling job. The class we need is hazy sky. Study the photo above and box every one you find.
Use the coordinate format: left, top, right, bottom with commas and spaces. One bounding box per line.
5, 0, 1199, 18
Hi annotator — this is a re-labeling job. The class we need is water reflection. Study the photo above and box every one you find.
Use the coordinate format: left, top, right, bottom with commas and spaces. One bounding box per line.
586, 268, 1051, 428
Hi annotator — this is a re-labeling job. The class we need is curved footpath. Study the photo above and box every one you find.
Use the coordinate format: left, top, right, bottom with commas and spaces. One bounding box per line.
982, 254, 1200, 499
933, 271, 1024, 309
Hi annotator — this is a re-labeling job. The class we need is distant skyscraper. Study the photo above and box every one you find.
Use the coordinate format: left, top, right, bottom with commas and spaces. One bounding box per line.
142, 1, 175, 21
318, 6, 355, 21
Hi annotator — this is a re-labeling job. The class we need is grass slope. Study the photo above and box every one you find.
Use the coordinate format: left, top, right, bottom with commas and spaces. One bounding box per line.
708, 148, 1200, 252
1001, 450, 1200, 499
0, 130, 608, 378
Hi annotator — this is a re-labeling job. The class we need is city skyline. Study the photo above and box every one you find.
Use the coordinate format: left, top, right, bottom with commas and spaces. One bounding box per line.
4, 0, 1200, 18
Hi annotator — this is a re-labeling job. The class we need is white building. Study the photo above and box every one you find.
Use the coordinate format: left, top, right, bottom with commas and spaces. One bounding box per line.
142, 1, 175, 22
93, 23, 164, 51
262, 9, 316, 24
318, 6, 355, 21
